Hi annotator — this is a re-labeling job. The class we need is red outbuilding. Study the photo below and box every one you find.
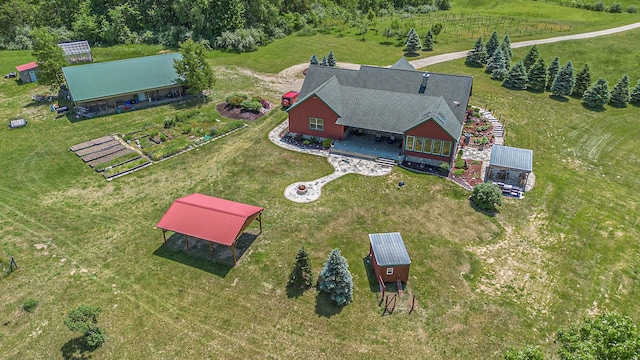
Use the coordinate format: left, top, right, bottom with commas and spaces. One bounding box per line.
369, 232, 411, 284
16, 62, 38, 83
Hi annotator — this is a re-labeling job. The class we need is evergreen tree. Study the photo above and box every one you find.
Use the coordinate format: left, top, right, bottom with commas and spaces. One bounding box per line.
485, 47, 507, 80
527, 58, 547, 92
430, 22, 443, 42
609, 74, 630, 107
30, 27, 67, 91
423, 30, 434, 51
522, 45, 540, 71
288, 247, 313, 290
572, 63, 591, 98
546, 56, 560, 91
327, 50, 336, 67
630, 79, 640, 105
551, 61, 575, 97
321, 55, 328, 66
404, 28, 422, 54
500, 35, 513, 64
173, 39, 215, 97
318, 249, 353, 306
465, 37, 487, 67
503, 61, 528, 90
310, 54, 319, 65
581, 78, 610, 108
485, 31, 500, 58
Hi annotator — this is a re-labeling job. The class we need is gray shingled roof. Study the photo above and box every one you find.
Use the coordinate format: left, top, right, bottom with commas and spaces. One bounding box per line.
294, 62, 473, 131
489, 145, 533, 172
390, 57, 416, 71
369, 232, 411, 266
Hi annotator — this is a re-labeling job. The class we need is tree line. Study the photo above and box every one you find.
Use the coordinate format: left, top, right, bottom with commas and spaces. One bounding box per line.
466, 32, 640, 109
0, 0, 450, 51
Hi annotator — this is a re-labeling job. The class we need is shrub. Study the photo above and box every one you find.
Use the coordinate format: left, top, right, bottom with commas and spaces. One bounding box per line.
181, 124, 191, 134
303, 140, 311, 145
226, 93, 248, 107
215, 28, 266, 53
471, 182, 502, 211
163, 117, 174, 129
626, 5, 638, 13
608, 1, 623, 12
241, 100, 262, 113
439, 162, 450, 172
159, 133, 167, 142
322, 138, 333, 148
209, 127, 218, 136
23, 298, 38, 313
296, 25, 317, 37
593, 0, 605, 11
453, 169, 465, 176
481, 136, 489, 144
455, 158, 465, 169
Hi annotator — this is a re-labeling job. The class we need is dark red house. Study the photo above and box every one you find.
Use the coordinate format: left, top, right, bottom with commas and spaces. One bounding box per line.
287, 59, 473, 167
369, 232, 411, 284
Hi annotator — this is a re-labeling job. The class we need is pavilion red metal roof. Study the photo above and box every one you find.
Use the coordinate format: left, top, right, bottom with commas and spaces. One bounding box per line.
156, 194, 263, 246
16, 62, 38, 72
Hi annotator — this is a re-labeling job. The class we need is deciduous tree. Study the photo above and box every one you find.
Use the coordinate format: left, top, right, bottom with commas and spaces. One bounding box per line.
64, 305, 105, 350
556, 311, 640, 359
31, 27, 67, 91
551, 61, 575, 97
503, 61, 528, 90
581, 78, 610, 108
173, 39, 215, 97
572, 63, 591, 98
504, 346, 545, 360
318, 249, 353, 306
430, 22, 443, 42
609, 74, 630, 107
527, 58, 547, 92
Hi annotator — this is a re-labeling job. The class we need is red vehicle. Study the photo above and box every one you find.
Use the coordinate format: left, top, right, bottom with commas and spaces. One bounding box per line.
281, 91, 299, 108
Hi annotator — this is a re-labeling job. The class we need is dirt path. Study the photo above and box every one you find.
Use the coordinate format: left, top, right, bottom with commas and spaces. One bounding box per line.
244, 21, 640, 94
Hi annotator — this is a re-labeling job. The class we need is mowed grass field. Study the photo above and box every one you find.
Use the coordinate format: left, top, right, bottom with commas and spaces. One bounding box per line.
1, 7, 640, 360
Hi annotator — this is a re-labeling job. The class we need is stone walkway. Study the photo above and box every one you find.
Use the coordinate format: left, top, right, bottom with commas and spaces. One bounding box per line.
460, 107, 505, 183
268, 121, 392, 203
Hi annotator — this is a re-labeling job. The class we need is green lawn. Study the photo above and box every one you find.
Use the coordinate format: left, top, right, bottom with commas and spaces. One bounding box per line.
1, 6, 640, 360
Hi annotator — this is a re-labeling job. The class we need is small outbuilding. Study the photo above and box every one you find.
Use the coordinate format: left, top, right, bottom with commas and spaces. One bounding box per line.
58, 41, 93, 64
156, 194, 264, 265
369, 232, 411, 284
16, 62, 38, 83
485, 145, 533, 195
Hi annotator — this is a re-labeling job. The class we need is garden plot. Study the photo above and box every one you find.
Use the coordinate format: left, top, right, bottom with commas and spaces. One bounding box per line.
70, 135, 151, 179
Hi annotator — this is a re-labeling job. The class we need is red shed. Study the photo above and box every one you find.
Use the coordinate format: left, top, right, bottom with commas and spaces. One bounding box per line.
16, 62, 38, 83
156, 194, 263, 264
369, 232, 411, 284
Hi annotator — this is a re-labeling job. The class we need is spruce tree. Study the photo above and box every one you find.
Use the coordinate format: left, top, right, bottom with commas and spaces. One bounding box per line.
485, 47, 506, 80
321, 55, 328, 66
527, 58, 547, 92
551, 61, 575, 97
572, 63, 591, 98
500, 35, 512, 69
423, 30, 434, 51
503, 61, 528, 90
404, 28, 422, 54
465, 37, 487, 67
522, 45, 540, 71
310, 54, 319, 65
288, 247, 313, 290
609, 74, 630, 107
327, 50, 336, 67
582, 78, 610, 108
318, 249, 353, 306
630, 79, 640, 105
485, 31, 500, 58
546, 56, 560, 91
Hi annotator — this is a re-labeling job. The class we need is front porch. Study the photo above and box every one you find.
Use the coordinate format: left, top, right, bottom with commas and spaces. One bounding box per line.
331, 131, 403, 161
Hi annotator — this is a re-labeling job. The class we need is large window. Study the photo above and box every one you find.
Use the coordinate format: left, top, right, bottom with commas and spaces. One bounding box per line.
405, 135, 452, 157
309, 117, 324, 131
405, 136, 415, 151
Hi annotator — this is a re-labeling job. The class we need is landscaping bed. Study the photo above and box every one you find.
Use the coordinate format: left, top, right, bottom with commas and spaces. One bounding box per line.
460, 106, 495, 147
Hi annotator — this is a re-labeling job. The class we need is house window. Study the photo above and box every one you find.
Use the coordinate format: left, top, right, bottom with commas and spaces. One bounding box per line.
386, 268, 394, 275
423, 138, 433, 154
414, 138, 424, 153
441, 141, 452, 157
405, 136, 415, 151
432, 139, 442, 155
309, 117, 324, 131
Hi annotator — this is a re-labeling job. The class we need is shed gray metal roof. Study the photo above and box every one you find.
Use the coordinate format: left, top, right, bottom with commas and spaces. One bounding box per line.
295, 62, 473, 129
58, 41, 91, 55
489, 145, 533, 172
369, 232, 411, 266
62, 53, 182, 103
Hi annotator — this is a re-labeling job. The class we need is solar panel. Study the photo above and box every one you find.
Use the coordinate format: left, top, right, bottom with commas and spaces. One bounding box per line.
58, 41, 91, 56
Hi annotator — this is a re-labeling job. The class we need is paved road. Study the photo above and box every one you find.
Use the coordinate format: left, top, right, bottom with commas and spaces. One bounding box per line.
408, 22, 640, 68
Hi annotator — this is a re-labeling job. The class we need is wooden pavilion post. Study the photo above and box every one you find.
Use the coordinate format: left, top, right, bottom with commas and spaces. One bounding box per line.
162, 230, 167, 244
184, 234, 189, 252
231, 243, 237, 265
209, 242, 213, 257
258, 212, 263, 235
